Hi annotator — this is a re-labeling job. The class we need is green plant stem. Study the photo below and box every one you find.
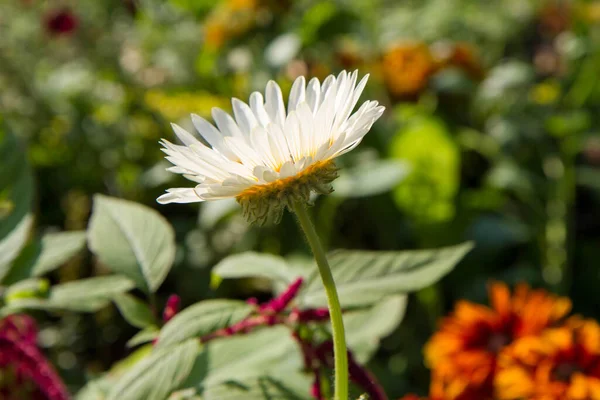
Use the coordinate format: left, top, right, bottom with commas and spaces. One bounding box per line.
292, 201, 348, 400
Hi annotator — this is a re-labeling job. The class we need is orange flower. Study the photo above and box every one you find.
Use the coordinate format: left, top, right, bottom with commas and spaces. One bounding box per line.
399, 395, 441, 400
382, 42, 435, 98
425, 282, 571, 400
496, 317, 600, 400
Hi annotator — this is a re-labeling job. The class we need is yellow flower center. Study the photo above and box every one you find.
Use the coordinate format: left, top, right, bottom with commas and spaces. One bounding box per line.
236, 160, 338, 225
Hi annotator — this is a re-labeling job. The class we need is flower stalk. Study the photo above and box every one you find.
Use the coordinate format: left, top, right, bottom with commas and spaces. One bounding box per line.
292, 201, 349, 400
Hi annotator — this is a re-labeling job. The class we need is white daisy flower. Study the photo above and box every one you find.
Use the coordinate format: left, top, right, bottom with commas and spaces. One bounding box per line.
158, 70, 385, 223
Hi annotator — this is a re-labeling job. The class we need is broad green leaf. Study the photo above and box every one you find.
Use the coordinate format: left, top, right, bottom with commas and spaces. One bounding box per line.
202, 373, 312, 400
127, 326, 159, 348
7, 275, 136, 313
183, 327, 302, 390
333, 160, 409, 198
211, 252, 296, 289
0, 214, 33, 282
107, 339, 200, 400
0, 130, 34, 283
156, 300, 254, 349
76, 345, 154, 400
113, 294, 156, 329
49, 275, 136, 312
4, 231, 87, 284
300, 242, 473, 308
32, 231, 87, 275
343, 295, 408, 363
88, 194, 176, 293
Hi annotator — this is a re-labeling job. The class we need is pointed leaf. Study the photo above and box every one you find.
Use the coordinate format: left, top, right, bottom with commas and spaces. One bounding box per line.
156, 300, 254, 349
88, 194, 176, 293
183, 327, 302, 390
32, 231, 87, 276
0, 214, 33, 282
107, 339, 200, 400
202, 373, 312, 400
301, 242, 473, 307
113, 294, 156, 329
127, 326, 160, 348
211, 252, 296, 289
344, 295, 408, 363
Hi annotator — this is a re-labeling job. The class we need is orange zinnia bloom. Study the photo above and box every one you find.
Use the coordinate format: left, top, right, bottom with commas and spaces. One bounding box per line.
382, 42, 435, 98
496, 317, 600, 400
425, 282, 571, 400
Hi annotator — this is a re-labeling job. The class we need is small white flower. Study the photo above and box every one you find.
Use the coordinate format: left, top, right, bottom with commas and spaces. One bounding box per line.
158, 70, 385, 223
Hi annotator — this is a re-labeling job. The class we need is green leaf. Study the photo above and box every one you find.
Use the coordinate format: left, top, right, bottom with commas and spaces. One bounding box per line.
333, 160, 409, 198
343, 295, 408, 363
7, 275, 136, 313
88, 194, 176, 293
202, 373, 312, 400
113, 294, 156, 329
0, 214, 33, 283
32, 231, 87, 275
211, 252, 297, 290
0, 129, 35, 283
4, 278, 49, 302
76, 345, 154, 400
156, 300, 254, 349
107, 339, 200, 400
300, 242, 473, 308
4, 231, 87, 284
49, 275, 136, 312
127, 326, 159, 348
183, 327, 302, 390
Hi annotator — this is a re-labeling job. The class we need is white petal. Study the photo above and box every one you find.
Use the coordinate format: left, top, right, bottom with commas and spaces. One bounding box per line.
190, 114, 239, 161
288, 76, 306, 113
279, 161, 297, 178
157, 188, 202, 204
232, 98, 259, 136
265, 80, 286, 127
249, 92, 271, 127
212, 107, 245, 141
171, 123, 200, 147
305, 78, 321, 114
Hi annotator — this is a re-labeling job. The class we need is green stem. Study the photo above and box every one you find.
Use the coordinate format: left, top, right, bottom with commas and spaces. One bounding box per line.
292, 202, 348, 400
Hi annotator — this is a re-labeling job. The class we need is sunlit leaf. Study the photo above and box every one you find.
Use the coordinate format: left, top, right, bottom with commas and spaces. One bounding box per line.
343, 295, 408, 363
88, 194, 176, 293
156, 300, 254, 349
211, 252, 297, 290
202, 372, 313, 400
183, 327, 302, 391
113, 293, 156, 329
127, 326, 160, 348
300, 242, 473, 308
108, 339, 200, 400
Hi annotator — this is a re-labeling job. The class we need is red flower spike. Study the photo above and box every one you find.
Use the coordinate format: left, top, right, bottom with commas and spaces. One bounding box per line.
0, 317, 70, 400
246, 297, 259, 306
162, 295, 181, 323
310, 378, 324, 400
260, 278, 304, 313
44, 9, 78, 36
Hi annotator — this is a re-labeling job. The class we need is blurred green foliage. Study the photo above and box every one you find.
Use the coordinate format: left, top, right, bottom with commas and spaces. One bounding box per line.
2, 0, 600, 397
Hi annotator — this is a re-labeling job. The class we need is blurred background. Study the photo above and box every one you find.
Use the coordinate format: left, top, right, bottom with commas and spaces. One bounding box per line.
1, 0, 600, 397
